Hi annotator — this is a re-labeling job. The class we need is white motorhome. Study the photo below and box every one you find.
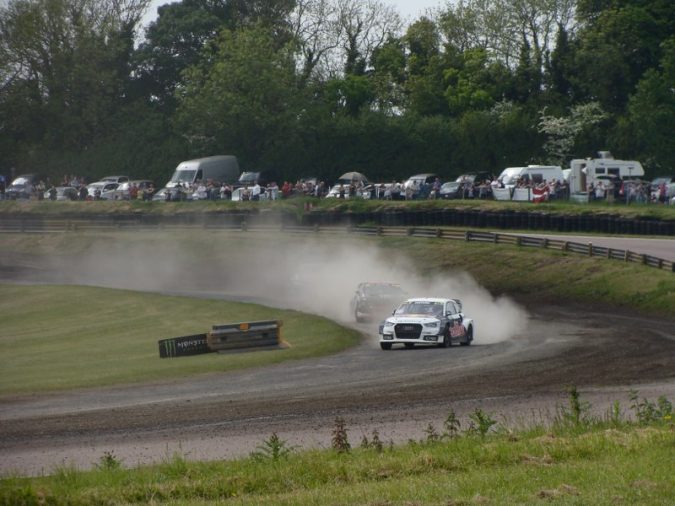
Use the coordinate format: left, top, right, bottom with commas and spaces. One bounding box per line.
493, 165, 564, 201
167, 155, 240, 187
568, 151, 644, 194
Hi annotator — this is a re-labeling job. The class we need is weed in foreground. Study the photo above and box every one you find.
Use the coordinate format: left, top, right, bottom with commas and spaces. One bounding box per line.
251, 432, 296, 462
332, 417, 351, 453
630, 390, 673, 425
359, 429, 384, 452
466, 408, 497, 437
95, 450, 123, 471
443, 409, 461, 438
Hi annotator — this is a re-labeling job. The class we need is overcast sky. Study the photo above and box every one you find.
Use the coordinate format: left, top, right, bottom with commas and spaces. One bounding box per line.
142, 0, 446, 27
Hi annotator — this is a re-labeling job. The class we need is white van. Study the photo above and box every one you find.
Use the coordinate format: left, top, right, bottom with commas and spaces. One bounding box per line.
497, 165, 564, 188
568, 152, 644, 194
168, 155, 240, 187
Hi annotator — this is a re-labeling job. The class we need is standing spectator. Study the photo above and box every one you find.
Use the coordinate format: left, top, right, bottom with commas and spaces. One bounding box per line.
658, 181, 667, 204
251, 181, 261, 201
0, 176, 5, 200
78, 185, 88, 201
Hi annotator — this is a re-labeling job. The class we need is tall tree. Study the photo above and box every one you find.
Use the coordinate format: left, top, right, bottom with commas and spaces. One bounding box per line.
627, 37, 675, 170
174, 25, 303, 167
0, 0, 148, 161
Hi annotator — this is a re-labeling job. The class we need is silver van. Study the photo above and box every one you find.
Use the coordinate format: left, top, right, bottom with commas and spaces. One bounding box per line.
168, 155, 240, 186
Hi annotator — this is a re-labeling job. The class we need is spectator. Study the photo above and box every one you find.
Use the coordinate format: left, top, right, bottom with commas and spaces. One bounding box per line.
220, 183, 232, 200
251, 181, 261, 201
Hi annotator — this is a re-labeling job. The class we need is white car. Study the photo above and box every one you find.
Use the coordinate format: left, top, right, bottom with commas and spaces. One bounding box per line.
379, 298, 474, 350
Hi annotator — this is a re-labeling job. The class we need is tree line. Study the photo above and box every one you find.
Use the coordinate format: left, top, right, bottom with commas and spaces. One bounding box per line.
1, 0, 673, 186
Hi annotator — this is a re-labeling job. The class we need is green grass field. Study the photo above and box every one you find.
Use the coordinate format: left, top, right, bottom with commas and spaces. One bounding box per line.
0, 284, 360, 396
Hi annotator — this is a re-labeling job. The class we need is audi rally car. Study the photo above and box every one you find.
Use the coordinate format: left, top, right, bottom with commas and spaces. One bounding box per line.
379, 297, 474, 350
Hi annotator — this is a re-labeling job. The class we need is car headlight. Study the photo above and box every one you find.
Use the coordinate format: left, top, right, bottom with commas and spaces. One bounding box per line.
384, 319, 395, 326
424, 321, 439, 328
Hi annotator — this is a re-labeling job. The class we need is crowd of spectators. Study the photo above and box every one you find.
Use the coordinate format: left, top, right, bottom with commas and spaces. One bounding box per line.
1, 172, 672, 205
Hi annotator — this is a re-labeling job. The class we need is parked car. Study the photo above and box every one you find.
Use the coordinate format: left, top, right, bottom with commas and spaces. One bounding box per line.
456, 172, 493, 184
438, 181, 464, 199
325, 183, 372, 199
350, 282, 408, 323
650, 176, 675, 202
102, 180, 154, 200
403, 173, 438, 198
44, 186, 79, 201
99, 175, 129, 184
87, 181, 119, 199
6, 174, 39, 199
379, 297, 474, 350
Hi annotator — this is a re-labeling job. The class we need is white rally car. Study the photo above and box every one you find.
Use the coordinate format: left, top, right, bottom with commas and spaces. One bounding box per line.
379, 297, 474, 350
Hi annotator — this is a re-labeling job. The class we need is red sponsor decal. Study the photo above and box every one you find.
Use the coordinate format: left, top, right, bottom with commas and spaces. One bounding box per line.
450, 322, 465, 337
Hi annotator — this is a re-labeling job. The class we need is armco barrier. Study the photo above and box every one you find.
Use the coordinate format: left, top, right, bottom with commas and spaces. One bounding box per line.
207, 320, 282, 352
159, 321, 283, 358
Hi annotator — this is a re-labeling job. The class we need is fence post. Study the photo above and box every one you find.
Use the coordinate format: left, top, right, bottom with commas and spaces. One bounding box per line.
624, 250, 630, 262
516, 236, 521, 247
542, 238, 548, 249
588, 243, 593, 257
563, 241, 568, 252
407, 227, 414, 236
436, 228, 443, 238
465, 231, 471, 241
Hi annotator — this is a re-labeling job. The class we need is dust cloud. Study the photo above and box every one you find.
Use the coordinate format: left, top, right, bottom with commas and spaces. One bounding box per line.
36, 231, 528, 344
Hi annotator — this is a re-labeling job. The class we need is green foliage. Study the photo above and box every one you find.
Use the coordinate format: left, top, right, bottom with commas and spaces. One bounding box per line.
630, 390, 673, 425
466, 408, 497, 437
95, 451, 123, 472
251, 433, 296, 462
443, 409, 461, 438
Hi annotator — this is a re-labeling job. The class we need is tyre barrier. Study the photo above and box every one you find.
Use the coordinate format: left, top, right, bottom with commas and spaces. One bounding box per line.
158, 320, 283, 358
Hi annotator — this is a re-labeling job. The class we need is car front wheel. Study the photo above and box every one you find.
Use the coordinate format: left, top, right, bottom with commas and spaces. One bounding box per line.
438, 327, 451, 348
380, 342, 392, 350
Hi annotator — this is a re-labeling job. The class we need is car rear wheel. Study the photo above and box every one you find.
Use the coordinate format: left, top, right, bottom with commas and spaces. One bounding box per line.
380, 342, 392, 350
460, 326, 473, 346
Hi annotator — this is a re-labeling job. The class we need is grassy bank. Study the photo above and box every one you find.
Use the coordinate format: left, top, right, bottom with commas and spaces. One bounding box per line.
381, 236, 675, 318
0, 284, 360, 396
1, 196, 675, 222
1, 392, 673, 504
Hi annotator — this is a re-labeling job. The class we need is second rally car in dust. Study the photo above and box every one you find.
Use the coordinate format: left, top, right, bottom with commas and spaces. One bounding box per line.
379, 297, 474, 350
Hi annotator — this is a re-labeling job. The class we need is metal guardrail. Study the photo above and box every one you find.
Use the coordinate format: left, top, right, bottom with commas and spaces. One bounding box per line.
1, 218, 673, 273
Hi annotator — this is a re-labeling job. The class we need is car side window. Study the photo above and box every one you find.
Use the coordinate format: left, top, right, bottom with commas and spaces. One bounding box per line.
447, 302, 458, 316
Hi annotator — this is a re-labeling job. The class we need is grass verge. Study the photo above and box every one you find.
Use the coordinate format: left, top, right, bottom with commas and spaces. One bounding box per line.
1, 391, 673, 505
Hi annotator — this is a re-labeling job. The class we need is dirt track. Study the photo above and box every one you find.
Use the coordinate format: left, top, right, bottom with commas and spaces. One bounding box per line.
1, 298, 674, 476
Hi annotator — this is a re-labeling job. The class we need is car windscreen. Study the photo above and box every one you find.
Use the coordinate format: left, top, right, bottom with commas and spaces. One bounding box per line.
365, 284, 405, 297
170, 169, 197, 183
395, 301, 443, 316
